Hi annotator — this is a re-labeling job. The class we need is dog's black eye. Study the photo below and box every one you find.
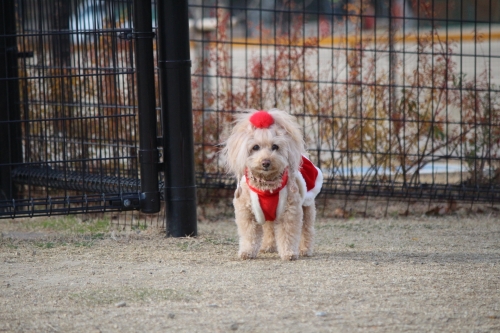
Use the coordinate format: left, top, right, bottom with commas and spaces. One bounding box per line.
272, 144, 279, 151
252, 145, 260, 151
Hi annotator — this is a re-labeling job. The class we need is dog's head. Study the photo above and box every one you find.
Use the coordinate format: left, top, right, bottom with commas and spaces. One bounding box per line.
223, 109, 306, 190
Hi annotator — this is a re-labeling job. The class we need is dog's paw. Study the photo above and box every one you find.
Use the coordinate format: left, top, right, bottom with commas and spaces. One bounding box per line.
260, 245, 277, 253
299, 249, 314, 257
239, 251, 257, 260
280, 252, 299, 261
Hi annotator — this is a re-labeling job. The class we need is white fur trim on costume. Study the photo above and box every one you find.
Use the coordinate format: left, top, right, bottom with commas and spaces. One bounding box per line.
243, 175, 266, 225
302, 166, 323, 207
249, 191, 266, 225
275, 186, 288, 221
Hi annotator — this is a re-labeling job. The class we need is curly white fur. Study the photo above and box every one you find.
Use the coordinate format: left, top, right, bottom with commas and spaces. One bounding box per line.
222, 109, 322, 260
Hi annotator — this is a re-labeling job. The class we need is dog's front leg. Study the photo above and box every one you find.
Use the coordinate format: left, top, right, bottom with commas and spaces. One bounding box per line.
234, 196, 263, 259
260, 222, 277, 253
274, 196, 303, 260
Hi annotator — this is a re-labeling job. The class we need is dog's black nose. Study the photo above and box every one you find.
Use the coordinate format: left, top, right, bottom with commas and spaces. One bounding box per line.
262, 160, 271, 169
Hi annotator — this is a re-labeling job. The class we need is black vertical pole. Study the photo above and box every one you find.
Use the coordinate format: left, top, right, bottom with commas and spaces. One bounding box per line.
157, 0, 197, 237
133, 0, 160, 213
0, 0, 22, 202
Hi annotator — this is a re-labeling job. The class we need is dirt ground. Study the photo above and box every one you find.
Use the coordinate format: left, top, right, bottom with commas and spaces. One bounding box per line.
1, 208, 499, 332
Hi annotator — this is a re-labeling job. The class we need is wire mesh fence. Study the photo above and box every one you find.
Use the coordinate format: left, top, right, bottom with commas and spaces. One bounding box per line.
1, 0, 500, 221
1, 0, 149, 220
190, 0, 500, 203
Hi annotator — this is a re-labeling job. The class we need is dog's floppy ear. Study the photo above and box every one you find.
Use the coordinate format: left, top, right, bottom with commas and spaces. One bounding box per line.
222, 112, 253, 179
268, 109, 306, 173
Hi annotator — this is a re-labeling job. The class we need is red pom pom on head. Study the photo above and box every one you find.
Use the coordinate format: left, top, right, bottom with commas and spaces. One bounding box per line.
249, 110, 274, 129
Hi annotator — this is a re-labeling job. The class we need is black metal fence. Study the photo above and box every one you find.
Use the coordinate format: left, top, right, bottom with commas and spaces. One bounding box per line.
1, 0, 500, 222
189, 0, 500, 203
0, 0, 198, 235
1, 0, 147, 219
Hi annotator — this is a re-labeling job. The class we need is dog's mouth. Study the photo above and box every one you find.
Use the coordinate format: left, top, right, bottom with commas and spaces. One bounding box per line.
246, 169, 287, 190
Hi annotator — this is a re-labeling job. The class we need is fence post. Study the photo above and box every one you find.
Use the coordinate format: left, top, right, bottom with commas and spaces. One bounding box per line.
0, 0, 22, 202
133, 0, 160, 213
157, 0, 197, 237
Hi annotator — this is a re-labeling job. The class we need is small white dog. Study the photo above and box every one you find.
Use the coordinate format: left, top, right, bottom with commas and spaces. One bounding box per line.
223, 109, 322, 260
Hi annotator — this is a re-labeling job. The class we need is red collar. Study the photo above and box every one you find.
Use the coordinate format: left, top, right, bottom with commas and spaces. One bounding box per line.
245, 169, 288, 196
